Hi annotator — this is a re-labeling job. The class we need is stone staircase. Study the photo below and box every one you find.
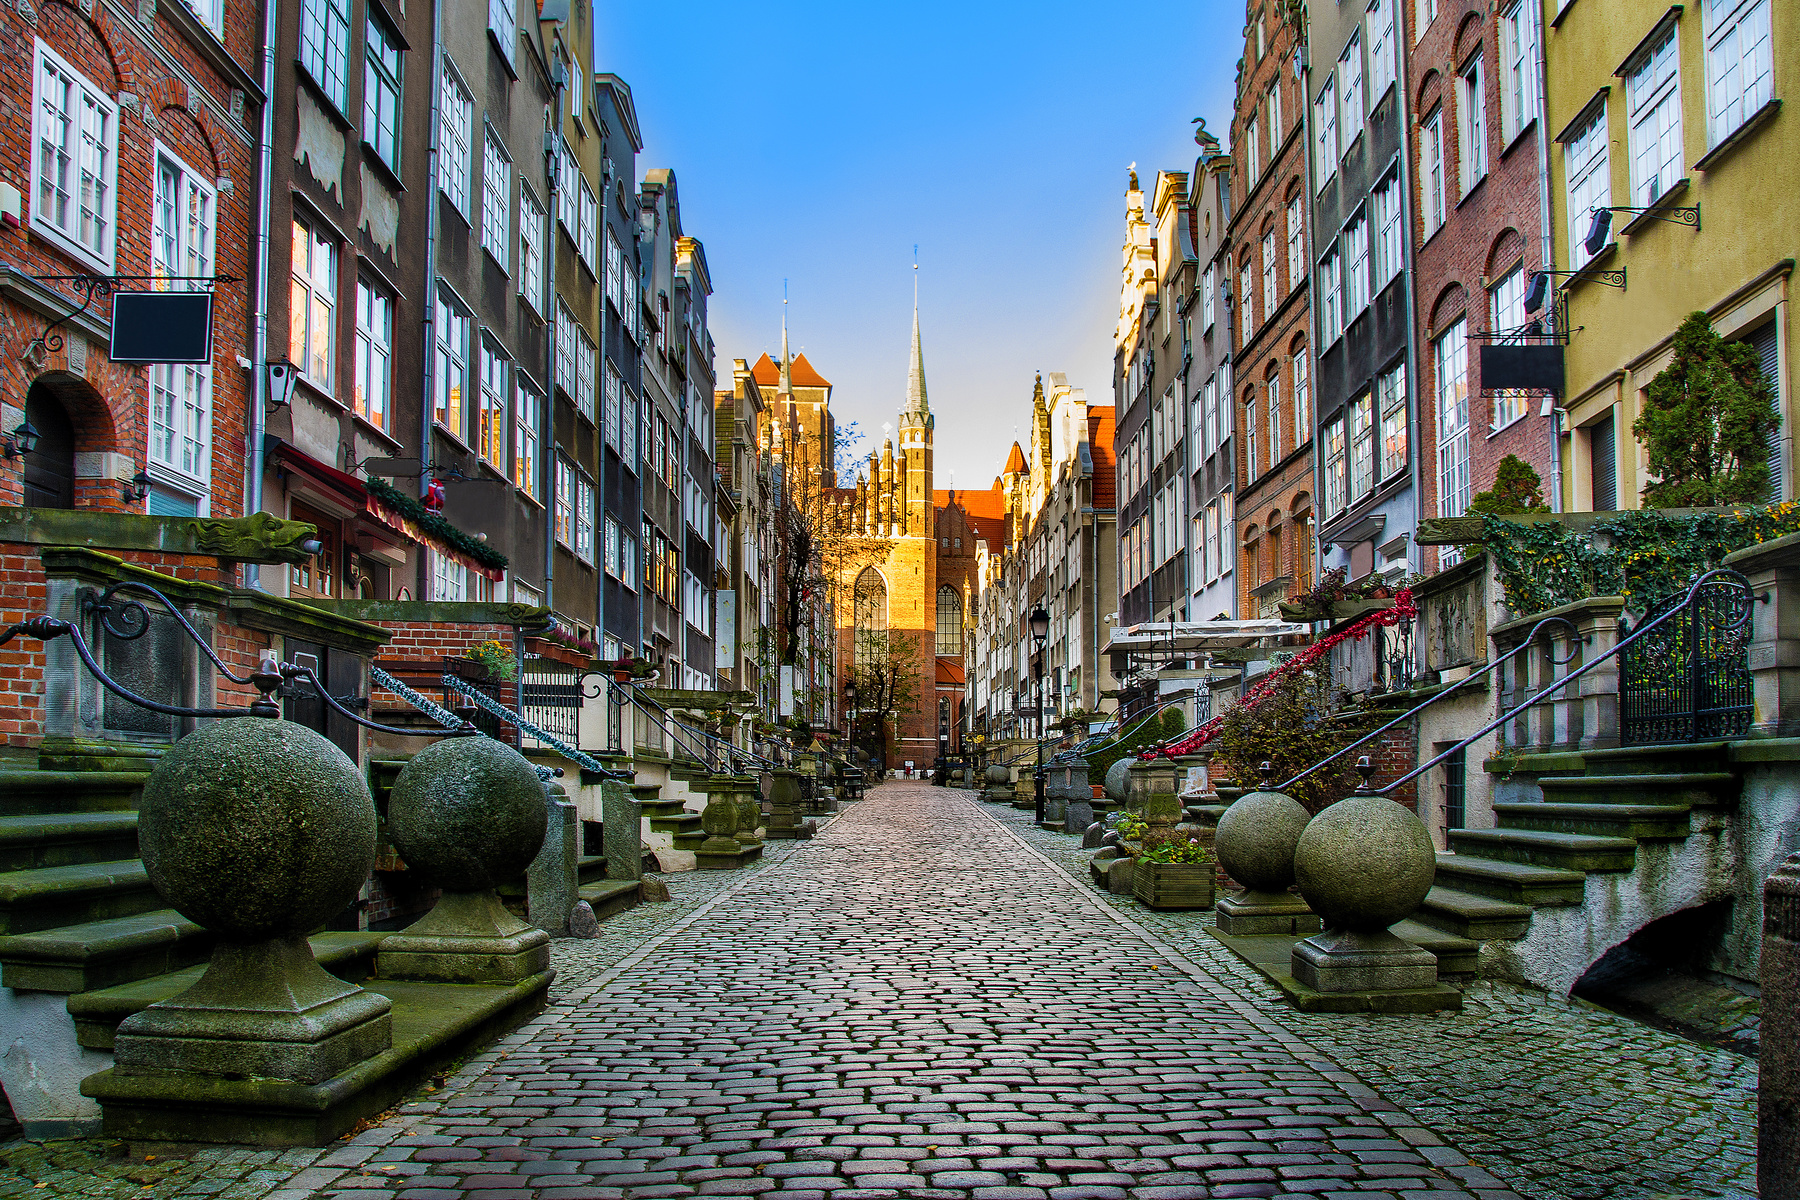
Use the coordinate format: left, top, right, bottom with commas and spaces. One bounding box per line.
1411, 743, 1743, 988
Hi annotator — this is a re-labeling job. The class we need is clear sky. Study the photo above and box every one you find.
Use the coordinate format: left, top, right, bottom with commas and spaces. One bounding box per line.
599, 2, 1240, 492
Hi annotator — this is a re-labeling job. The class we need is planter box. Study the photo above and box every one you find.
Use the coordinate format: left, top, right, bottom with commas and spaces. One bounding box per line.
1133, 861, 1215, 911
1091, 785, 1105, 799
524, 638, 591, 668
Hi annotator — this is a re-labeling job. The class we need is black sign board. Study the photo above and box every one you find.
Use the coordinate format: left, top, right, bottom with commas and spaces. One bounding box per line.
1479, 344, 1564, 393
109, 291, 214, 364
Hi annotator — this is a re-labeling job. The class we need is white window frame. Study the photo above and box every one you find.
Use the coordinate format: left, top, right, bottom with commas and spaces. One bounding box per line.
1345, 215, 1371, 316
554, 302, 578, 402
1245, 115, 1261, 189
1201, 264, 1216, 331
488, 0, 516, 67
1285, 196, 1304, 287
1315, 77, 1339, 189
481, 128, 511, 269
1320, 250, 1343, 345
1369, 0, 1397, 101
1458, 55, 1489, 196
1293, 348, 1311, 442
1268, 79, 1283, 146
1350, 392, 1376, 501
1499, 0, 1540, 142
32, 40, 118, 271
578, 175, 598, 270
575, 474, 595, 563
1262, 231, 1278, 317
1379, 363, 1409, 480
1374, 174, 1404, 283
1564, 104, 1612, 268
290, 216, 336, 393
478, 341, 507, 470
434, 293, 471, 439
354, 277, 393, 433
438, 65, 473, 216
1490, 268, 1530, 430
1267, 374, 1283, 467
1422, 108, 1447, 235
513, 381, 539, 498
1240, 259, 1256, 338
1626, 24, 1683, 206
1705, 0, 1773, 147
1324, 417, 1347, 515
362, 15, 402, 173
519, 184, 545, 314
554, 457, 574, 547
1339, 34, 1364, 153
298, 0, 351, 112
1435, 319, 1472, 519
1244, 391, 1259, 485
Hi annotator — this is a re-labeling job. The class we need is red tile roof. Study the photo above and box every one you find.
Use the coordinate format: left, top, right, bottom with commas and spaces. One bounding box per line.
936, 656, 966, 685
935, 486, 1008, 550
1088, 406, 1117, 509
750, 352, 832, 389
1003, 442, 1027, 474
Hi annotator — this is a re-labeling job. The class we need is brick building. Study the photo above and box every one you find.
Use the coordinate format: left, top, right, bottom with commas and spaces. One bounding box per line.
1230, 4, 1316, 619
1408, 0, 1555, 568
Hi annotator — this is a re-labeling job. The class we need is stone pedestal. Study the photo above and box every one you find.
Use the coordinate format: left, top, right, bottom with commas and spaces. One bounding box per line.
1291, 927, 1438, 993
695, 776, 760, 869
526, 781, 579, 935
1762, 853, 1800, 1199
1216, 891, 1323, 936
379, 891, 550, 983
1726, 534, 1800, 739
767, 768, 815, 839
1213, 786, 1321, 936
981, 763, 1012, 802
606, 781, 645, 882
1064, 799, 1095, 839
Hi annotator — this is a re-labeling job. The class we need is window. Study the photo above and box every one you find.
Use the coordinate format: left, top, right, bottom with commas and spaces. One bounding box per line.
1379, 363, 1409, 479
1706, 0, 1773, 146
1435, 319, 1472, 519
354, 278, 392, 432
1204, 502, 1221, 583
1267, 374, 1283, 466
1458, 56, 1488, 195
575, 326, 596, 422
362, 17, 401, 172
290, 218, 335, 390
1244, 392, 1259, 484
149, 356, 209, 486
519, 186, 544, 312
554, 457, 574, 546
1204, 375, 1220, 455
1202, 264, 1216, 330
556, 138, 578, 233
578, 176, 598, 269
605, 227, 624, 311
1339, 35, 1364, 148
1293, 349, 1311, 443
1350, 393, 1376, 500
1286, 196, 1304, 286
936, 586, 964, 655
153, 150, 213, 289
1373, 175, 1404, 283
298, 0, 350, 111
620, 530, 638, 591
1627, 25, 1682, 206
1268, 80, 1283, 146
603, 516, 620, 576
184, 0, 222, 33
1565, 105, 1611, 267
1345, 216, 1371, 316
478, 343, 506, 469
1240, 259, 1256, 338
1324, 417, 1347, 514
575, 475, 595, 562
1320, 251, 1343, 344
1245, 114, 1261, 188
488, 0, 515, 65
513, 382, 539, 497
1369, 0, 1397, 99
438, 68, 473, 215
603, 361, 622, 451
431, 553, 468, 601
1422, 109, 1447, 235
481, 130, 510, 267
1262, 231, 1278, 316
434, 295, 470, 438
290, 504, 338, 597
33, 41, 118, 269
1315, 77, 1339, 188
1489, 268, 1530, 429
1499, 0, 1539, 141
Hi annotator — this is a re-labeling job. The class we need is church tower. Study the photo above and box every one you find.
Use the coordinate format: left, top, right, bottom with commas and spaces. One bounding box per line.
898, 281, 935, 538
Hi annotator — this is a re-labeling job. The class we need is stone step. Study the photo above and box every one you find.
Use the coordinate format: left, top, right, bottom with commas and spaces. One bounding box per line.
576, 855, 609, 886
1448, 827, 1638, 872
65, 930, 386, 1051
1391, 919, 1479, 975
578, 878, 640, 920
0, 859, 162, 934
639, 798, 688, 819
1494, 801, 1691, 840
0, 771, 147, 816
0, 907, 209, 993
1413, 886, 1535, 940
672, 831, 707, 851
0, 811, 141, 871
649, 812, 703, 835
1537, 772, 1738, 809
1432, 853, 1587, 906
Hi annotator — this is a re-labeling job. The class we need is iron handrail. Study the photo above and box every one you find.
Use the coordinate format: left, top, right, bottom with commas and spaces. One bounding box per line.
1371, 567, 1757, 797
1278, 614, 1582, 791
605, 679, 779, 776
440, 672, 628, 777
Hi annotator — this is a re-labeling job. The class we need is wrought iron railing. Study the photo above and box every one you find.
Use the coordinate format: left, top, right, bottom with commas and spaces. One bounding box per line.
1620, 574, 1756, 744
519, 656, 582, 750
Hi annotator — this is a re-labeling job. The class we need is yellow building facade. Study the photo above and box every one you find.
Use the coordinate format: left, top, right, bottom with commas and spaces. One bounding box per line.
1546, 0, 1795, 509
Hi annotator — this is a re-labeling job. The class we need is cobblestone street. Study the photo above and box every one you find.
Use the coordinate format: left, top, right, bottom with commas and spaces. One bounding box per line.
0, 781, 1760, 1200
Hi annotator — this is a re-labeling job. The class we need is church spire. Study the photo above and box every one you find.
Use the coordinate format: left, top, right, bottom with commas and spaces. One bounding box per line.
905, 254, 928, 416
779, 279, 792, 397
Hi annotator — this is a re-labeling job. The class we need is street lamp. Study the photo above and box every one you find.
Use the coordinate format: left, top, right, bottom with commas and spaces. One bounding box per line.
1028, 606, 1050, 824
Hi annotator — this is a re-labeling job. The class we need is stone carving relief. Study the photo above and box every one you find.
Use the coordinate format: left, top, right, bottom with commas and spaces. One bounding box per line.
294, 88, 345, 199
359, 165, 398, 255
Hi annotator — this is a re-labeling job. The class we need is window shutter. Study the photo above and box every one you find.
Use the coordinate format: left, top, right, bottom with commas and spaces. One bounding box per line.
1590, 412, 1617, 511
1751, 321, 1783, 501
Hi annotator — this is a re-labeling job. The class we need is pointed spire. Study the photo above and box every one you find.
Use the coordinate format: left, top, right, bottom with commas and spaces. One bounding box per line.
779, 280, 792, 397
906, 252, 928, 416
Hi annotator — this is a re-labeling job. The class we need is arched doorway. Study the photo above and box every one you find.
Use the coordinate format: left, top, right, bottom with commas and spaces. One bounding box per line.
22, 388, 75, 508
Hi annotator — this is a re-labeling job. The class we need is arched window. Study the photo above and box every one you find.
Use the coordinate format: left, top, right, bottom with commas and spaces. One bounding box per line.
935, 585, 963, 655
853, 568, 887, 669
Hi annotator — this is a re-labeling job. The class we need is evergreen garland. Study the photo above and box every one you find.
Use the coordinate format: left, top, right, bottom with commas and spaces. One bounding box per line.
365, 477, 510, 572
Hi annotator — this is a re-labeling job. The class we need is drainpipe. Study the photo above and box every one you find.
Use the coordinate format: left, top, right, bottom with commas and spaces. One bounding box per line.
1532, 7, 1563, 513
543, 73, 563, 619
1391, 38, 1423, 570
243, 0, 280, 589
418, 0, 444, 599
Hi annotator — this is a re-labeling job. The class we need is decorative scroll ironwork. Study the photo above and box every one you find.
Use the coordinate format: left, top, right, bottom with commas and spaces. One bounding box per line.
520, 657, 582, 750
22, 273, 237, 364
1621, 575, 1755, 744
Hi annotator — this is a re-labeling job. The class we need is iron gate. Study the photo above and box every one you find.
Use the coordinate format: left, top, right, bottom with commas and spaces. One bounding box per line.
1620, 574, 1754, 744
520, 657, 583, 749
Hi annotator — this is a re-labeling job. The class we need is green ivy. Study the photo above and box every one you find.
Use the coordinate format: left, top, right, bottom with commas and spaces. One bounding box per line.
1483, 502, 1800, 615
365, 477, 510, 572
1081, 707, 1185, 779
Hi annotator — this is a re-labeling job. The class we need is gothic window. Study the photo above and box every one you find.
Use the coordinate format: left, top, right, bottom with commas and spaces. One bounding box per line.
936, 585, 963, 656
854, 568, 888, 669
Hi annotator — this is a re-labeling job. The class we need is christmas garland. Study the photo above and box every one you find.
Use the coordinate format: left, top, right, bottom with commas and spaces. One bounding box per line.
365, 477, 511, 572
1139, 587, 1419, 762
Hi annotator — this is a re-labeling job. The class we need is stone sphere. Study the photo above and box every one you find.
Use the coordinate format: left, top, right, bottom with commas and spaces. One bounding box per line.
1215, 789, 1313, 893
1105, 757, 1136, 801
986, 763, 1010, 786
1293, 796, 1437, 931
139, 716, 375, 941
388, 737, 548, 891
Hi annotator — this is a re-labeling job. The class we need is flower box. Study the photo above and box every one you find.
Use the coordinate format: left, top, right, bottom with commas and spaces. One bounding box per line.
524, 637, 590, 668
447, 656, 491, 683
1133, 861, 1215, 911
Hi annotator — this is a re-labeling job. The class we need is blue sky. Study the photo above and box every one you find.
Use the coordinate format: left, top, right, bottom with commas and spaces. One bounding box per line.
599, 2, 1240, 492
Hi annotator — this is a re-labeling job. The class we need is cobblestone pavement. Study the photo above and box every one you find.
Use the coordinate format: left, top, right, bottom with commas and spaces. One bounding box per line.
0, 782, 1759, 1200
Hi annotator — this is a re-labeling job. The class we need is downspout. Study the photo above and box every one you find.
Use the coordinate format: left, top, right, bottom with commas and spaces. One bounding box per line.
419, 0, 444, 598
1391, 33, 1424, 569
243, 0, 280, 589
543, 68, 563, 618
1532, 4, 1563, 513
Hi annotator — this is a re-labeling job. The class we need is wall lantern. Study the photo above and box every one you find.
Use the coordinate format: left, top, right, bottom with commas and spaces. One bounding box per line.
121, 469, 152, 504
266, 357, 300, 409
3, 421, 39, 459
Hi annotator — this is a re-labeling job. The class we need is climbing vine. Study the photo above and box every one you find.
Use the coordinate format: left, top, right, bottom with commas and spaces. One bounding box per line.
1483, 502, 1800, 616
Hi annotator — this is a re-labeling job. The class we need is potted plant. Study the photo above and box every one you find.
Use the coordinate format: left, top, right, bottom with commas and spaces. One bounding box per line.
1132, 834, 1215, 910
455, 639, 517, 682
